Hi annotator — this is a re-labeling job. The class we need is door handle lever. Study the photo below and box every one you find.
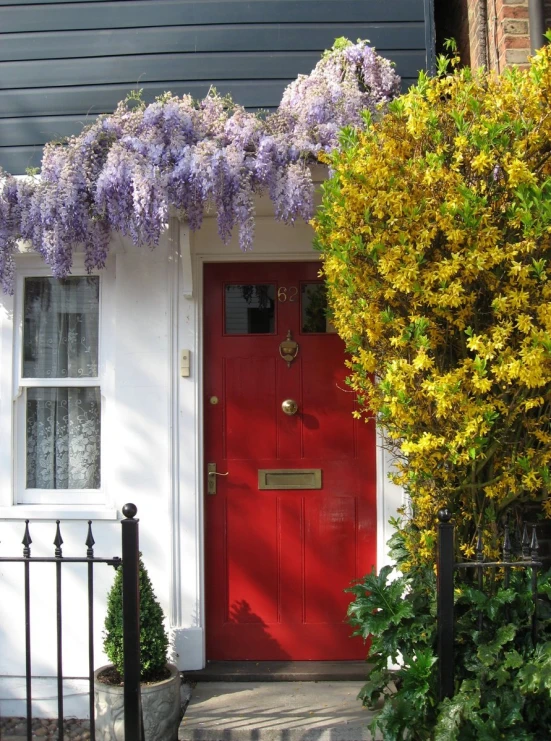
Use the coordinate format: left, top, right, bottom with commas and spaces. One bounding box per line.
207, 463, 229, 495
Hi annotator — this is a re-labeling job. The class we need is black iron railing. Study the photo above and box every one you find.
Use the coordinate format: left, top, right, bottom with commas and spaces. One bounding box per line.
0, 502, 144, 741
436, 508, 542, 702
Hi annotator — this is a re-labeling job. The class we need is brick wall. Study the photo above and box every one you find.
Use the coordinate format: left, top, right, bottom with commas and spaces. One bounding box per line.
496, 0, 531, 69
465, 0, 489, 68
443, 0, 551, 70
466, 0, 530, 70
546, 0, 551, 34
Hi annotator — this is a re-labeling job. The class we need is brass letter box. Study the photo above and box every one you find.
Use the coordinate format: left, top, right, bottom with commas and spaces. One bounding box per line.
258, 469, 322, 490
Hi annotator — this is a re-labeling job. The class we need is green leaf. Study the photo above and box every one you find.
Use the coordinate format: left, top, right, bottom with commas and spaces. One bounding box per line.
477, 624, 517, 666
518, 643, 551, 692
504, 649, 524, 670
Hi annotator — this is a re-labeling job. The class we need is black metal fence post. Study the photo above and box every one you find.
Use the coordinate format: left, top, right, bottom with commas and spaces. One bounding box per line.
531, 526, 539, 648
54, 521, 64, 741
86, 522, 96, 741
22, 521, 32, 741
120, 503, 144, 741
437, 508, 455, 702
476, 528, 484, 631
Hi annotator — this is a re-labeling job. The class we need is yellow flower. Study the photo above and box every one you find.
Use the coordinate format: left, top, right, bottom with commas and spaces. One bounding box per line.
471, 151, 493, 174
313, 45, 551, 566
504, 156, 536, 188
460, 543, 476, 559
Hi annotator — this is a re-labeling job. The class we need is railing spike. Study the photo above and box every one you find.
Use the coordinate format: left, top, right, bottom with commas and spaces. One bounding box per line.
476, 527, 484, 562
502, 517, 512, 590
531, 526, 539, 560
54, 520, 63, 558
514, 517, 522, 547
85, 521, 95, 558
503, 521, 512, 562
522, 523, 531, 559
22, 520, 32, 559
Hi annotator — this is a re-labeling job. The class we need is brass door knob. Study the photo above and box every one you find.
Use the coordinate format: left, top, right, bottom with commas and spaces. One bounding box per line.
281, 399, 298, 416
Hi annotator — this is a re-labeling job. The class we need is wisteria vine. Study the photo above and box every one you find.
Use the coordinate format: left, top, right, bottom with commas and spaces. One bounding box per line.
0, 39, 400, 292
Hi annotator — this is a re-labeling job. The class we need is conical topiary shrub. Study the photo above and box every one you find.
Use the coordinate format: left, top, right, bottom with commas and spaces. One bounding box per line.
103, 555, 169, 682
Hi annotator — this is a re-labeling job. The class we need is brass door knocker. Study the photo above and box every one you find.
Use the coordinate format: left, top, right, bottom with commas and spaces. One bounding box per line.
279, 330, 299, 369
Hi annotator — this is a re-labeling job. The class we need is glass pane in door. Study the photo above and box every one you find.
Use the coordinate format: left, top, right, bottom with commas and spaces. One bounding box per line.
225, 284, 276, 334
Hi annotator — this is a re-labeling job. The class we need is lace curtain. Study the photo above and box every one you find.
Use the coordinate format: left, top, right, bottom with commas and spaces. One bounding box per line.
26, 388, 101, 489
23, 277, 101, 489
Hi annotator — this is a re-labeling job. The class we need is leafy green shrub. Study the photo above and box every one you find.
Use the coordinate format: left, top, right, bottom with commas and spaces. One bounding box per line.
103, 556, 169, 682
348, 530, 551, 740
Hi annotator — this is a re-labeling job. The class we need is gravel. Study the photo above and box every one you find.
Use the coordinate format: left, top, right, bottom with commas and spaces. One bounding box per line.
0, 716, 90, 740
0, 681, 192, 740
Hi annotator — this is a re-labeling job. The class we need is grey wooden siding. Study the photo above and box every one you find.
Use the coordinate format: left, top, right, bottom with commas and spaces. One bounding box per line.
0, 0, 435, 175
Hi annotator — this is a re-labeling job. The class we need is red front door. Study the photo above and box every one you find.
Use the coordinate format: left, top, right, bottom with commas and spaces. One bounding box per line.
204, 262, 376, 660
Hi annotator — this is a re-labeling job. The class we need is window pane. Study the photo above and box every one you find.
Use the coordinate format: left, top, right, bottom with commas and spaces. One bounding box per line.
301, 283, 332, 333
225, 284, 275, 334
26, 387, 101, 489
23, 277, 99, 378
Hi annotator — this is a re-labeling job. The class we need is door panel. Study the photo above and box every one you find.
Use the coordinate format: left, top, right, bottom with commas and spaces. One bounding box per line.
204, 261, 376, 660
226, 494, 279, 623
225, 356, 277, 459
301, 357, 357, 459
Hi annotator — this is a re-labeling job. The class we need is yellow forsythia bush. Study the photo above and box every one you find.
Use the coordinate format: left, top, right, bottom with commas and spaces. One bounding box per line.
313, 43, 551, 565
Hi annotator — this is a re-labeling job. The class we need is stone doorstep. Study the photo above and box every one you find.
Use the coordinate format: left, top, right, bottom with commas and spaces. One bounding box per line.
184, 661, 371, 683
178, 681, 380, 741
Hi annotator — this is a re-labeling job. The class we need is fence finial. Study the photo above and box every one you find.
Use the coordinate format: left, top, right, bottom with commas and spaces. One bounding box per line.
522, 524, 531, 559
22, 520, 32, 559
54, 521, 63, 558
476, 528, 484, 562
514, 518, 522, 550
531, 526, 539, 560
503, 520, 512, 563
122, 503, 138, 519
438, 508, 452, 523
85, 521, 95, 558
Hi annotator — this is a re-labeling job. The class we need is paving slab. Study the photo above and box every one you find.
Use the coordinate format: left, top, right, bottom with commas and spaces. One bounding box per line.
178, 681, 378, 741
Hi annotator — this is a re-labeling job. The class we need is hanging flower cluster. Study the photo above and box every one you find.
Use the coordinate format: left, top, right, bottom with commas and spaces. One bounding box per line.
0, 39, 399, 293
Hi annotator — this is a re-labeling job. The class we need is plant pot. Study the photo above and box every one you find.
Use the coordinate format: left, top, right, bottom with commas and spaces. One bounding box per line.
94, 663, 181, 741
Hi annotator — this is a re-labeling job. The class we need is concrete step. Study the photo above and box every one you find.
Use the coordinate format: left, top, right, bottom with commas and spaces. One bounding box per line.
178, 681, 378, 741
183, 661, 371, 682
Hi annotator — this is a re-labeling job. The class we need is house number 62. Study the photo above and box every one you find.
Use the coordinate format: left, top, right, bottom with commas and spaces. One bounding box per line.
278, 286, 298, 302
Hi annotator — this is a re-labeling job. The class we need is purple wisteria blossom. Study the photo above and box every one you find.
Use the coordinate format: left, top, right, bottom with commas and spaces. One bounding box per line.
0, 40, 400, 292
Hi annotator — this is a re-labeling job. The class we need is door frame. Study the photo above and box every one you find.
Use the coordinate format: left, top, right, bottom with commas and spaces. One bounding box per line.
173, 211, 403, 670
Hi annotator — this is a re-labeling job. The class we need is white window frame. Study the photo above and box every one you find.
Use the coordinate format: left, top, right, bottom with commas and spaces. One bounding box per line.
0, 254, 117, 516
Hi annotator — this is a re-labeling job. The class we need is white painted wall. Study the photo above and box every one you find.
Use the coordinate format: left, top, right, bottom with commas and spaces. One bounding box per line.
0, 190, 404, 717
0, 234, 175, 717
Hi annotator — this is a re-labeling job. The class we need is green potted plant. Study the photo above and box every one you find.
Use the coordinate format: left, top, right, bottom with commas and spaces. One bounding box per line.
94, 556, 181, 741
